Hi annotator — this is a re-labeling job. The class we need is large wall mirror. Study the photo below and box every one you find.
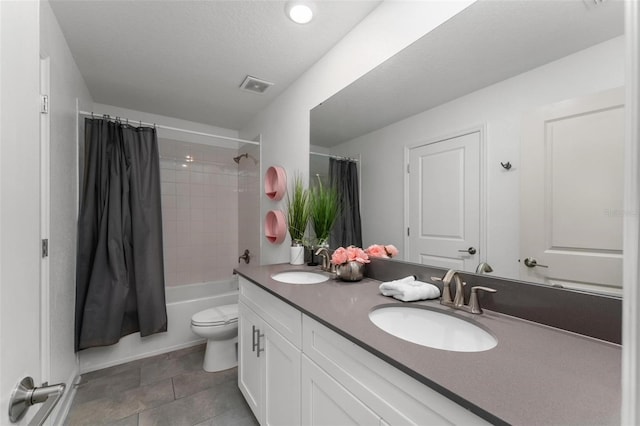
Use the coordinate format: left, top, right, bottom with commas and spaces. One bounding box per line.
310, 0, 625, 296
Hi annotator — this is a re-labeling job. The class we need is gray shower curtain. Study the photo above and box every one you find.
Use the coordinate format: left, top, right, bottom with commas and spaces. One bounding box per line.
75, 118, 167, 351
329, 158, 362, 248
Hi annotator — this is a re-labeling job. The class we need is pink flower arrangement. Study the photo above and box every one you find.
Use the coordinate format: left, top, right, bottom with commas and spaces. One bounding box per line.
331, 246, 370, 266
365, 244, 399, 259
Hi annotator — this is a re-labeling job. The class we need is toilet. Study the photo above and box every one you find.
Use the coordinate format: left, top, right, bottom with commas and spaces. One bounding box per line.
190, 303, 239, 372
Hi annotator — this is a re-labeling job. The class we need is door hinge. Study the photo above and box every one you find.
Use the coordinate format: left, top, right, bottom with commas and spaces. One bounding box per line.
406, 163, 410, 173
40, 95, 49, 114
407, 227, 410, 236
42, 239, 49, 258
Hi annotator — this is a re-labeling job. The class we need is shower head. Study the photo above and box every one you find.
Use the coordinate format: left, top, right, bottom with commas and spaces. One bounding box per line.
233, 153, 249, 164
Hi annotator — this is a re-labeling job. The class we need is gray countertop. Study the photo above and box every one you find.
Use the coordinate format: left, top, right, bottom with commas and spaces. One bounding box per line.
235, 263, 621, 425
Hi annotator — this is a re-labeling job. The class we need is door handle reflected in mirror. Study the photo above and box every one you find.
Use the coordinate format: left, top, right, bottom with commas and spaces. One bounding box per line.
458, 247, 476, 255
523, 257, 549, 268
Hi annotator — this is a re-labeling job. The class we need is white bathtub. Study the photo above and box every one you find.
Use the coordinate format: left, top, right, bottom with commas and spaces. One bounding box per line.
78, 278, 239, 374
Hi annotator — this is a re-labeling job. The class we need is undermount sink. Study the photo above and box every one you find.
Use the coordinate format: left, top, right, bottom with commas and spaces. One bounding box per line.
271, 271, 330, 284
369, 305, 497, 352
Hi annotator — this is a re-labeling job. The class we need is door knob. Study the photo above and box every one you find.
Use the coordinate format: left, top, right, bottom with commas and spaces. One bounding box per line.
523, 257, 549, 268
9, 376, 65, 425
458, 247, 476, 255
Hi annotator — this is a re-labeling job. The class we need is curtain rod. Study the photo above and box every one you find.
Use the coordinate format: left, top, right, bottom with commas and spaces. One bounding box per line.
309, 151, 359, 162
78, 110, 259, 146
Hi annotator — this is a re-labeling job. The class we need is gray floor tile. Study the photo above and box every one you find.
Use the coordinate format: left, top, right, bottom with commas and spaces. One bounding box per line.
65, 379, 174, 425
73, 368, 142, 405
140, 349, 205, 386
208, 397, 258, 426
172, 367, 237, 400
81, 353, 168, 383
66, 345, 250, 426
167, 343, 206, 359
137, 379, 242, 426
106, 413, 139, 426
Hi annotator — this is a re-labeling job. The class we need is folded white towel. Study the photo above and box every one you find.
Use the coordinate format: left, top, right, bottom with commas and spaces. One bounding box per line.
379, 277, 441, 302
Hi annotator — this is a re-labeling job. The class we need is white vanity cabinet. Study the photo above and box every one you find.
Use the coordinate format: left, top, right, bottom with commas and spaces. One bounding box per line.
238, 278, 302, 425
302, 315, 490, 426
238, 277, 489, 426
301, 354, 381, 425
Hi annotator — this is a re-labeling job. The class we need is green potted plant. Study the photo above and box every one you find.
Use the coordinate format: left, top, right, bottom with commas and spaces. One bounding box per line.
309, 177, 340, 248
286, 174, 310, 264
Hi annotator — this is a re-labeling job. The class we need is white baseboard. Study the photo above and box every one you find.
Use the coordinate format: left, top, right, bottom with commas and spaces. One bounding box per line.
80, 339, 205, 374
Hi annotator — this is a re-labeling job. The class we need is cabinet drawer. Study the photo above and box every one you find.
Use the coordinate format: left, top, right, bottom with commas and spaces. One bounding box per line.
239, 277, 302, 348
303, 315, 490, 425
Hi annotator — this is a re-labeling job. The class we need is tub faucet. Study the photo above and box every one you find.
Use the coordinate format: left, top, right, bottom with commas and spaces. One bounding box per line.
315, 247, 333, 272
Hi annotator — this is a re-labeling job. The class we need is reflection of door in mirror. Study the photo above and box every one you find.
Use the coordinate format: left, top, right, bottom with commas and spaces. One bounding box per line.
407, 130, 481, 272
520, 88, 624, 296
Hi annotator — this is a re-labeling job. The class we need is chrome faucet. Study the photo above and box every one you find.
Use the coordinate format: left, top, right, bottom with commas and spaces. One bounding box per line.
475, 262, 493, 274
431, 269, 497, 314
431, 269, 465, 307
315, 247, 334, 272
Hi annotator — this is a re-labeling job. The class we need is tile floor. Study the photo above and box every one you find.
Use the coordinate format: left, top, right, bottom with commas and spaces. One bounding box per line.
65, 345, 258, 426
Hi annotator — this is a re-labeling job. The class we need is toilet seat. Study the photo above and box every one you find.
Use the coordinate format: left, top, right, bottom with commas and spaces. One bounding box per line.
191, 304, 238, 327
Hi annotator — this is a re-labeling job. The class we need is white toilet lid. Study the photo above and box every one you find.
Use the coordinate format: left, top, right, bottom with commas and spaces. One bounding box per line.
191, 304, 238, 326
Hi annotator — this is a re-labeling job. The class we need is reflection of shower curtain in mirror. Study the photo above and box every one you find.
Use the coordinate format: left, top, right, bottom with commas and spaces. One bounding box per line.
329, 158, 362, 248
75, 118, 167, 351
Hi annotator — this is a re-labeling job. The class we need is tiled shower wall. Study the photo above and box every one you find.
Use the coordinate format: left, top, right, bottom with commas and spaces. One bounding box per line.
158, 139, 239, 286
237, 144, 261, 266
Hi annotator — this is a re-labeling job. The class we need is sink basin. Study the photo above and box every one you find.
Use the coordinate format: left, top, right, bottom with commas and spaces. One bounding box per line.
271, 271, 330, 284
369, 306, 497, 352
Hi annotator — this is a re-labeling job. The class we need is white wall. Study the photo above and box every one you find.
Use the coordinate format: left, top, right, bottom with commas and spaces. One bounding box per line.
331, 36, 625, 279
239, 0, 475, 264
40, 1, 93, 421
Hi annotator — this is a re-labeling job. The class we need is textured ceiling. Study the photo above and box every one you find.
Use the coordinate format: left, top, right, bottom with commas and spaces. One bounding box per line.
49, 0, 381, 130
311, 0, 625, 147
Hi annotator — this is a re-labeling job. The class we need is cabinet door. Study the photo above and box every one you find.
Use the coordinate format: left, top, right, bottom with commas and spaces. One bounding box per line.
301, 356, 380, 426
238, 301, 262, 421
264, 323, 301, 426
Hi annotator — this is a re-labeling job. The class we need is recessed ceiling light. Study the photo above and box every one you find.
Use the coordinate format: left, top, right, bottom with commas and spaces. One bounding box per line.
285, 1, 315, 24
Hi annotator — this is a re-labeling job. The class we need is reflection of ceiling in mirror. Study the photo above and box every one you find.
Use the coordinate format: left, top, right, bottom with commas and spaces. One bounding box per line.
310, 0, 624, 147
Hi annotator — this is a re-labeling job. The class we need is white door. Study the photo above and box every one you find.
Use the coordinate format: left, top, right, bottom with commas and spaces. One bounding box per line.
0, 1, 45, 424
520, 88, 624, 295
407, 131, 481, 272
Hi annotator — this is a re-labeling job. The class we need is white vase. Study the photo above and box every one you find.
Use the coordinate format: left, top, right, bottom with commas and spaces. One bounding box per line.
290, 244, 305, 265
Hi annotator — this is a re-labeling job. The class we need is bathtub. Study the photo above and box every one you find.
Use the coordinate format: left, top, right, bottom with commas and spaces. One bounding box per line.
78, 278, 239, 374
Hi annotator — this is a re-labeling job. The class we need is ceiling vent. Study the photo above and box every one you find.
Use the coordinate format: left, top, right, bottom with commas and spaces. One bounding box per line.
239, 75, 274, 94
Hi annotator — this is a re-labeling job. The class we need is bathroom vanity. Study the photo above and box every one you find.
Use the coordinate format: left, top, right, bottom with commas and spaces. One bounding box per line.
235, 263, 621, 425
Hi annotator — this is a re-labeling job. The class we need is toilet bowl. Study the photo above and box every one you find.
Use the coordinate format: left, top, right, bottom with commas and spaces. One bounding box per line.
190, 304, 238, 372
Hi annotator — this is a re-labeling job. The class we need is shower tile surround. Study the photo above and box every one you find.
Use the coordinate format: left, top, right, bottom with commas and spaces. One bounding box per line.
159, 139, 239, 287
